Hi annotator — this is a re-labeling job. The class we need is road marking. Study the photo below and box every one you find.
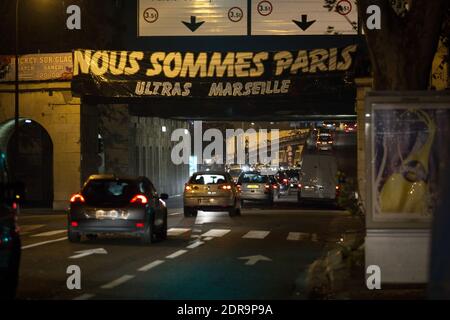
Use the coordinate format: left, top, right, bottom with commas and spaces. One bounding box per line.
138, 260, 165, 272
69, 248, 108, 259
73, 293, 95, 300
238, 255, 272, 266
312, 233, 318, 242
287, 232, 310, 241
166, 249, 188, 259
167, 228, 191, 236
192, 228, 203, 233
169, 212, 181, 216
242, 230, 270, 239
31, 229, 67, 237
186, 241, 204, 249
201, 229, 230, 238
101, 275, 135, 289
203, 236, 213, 241
21, 237, 68, 250
20, 224, 45, 234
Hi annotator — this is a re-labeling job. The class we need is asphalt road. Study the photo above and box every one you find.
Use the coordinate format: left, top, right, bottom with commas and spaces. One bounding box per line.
15, 131, 358, 300
16, 195, 362, 300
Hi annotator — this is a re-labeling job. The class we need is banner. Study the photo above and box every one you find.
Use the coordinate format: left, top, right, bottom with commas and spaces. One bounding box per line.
71, 46, 358, 98
0, 53, 73, 82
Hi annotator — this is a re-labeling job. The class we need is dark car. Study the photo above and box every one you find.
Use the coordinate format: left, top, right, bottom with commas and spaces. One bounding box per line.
0, 151, 21, 300
276, 169, 300, 197
68, 174, 169, 244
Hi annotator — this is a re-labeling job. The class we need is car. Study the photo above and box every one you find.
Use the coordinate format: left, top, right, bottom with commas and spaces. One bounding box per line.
316, 134, 333, 151
228, 168, 243, 184
183, 171, 241, 217
344, 122, 357, 133
284, 169, 301, 195
298, 154, 339, 204
237, 171, 276, 207
0, 150, 21, 300
68, 174, 169, 244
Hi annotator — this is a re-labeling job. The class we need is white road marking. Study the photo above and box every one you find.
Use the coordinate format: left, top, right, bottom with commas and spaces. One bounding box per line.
138, 260, 165, 272
242, 230, 270, 239
20, 224, 45, 233
190, 235, 200, 239
31, 229, 67, 237
69, 248, 108, 259
166, 249, 188, 259
73, 293, 95, 300
101, 275, 135, 289
287, 232, 310, 241
167, 228, 191, 236
238, 255, 272, 266
169, 212, 181, 216
201, 229, 230, 238
186, 241, 204, 249
192, 228, 203, 233
21, 237, 68, 250
203, 237, 213, 241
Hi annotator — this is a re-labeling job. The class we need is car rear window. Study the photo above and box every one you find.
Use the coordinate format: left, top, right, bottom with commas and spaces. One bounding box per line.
82, 179, 139, 204
318, 135, 331, 141
240, 173, 268, 183
189, 174, 228, 185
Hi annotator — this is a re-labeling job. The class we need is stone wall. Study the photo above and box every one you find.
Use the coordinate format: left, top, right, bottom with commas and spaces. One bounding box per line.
0, 81, 81, 210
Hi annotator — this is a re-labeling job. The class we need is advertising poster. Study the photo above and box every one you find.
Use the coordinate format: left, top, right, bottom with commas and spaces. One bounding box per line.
368, 98, 450, 226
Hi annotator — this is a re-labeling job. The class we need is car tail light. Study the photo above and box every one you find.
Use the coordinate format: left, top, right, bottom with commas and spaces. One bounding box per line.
71, 221, 79, 227
12, 202, 17, 210
135, 222, 145, 228
298, 183, 302, 188
185, 185, 192, 191
220, 184, 232, 190
283, 178, 288, 184
335, 185, 340, 190
130, 194, 148, 204
70, 193, 85, 203
236, 184, 242, 191
272, 184, 278, 189
265, 184, 270, 189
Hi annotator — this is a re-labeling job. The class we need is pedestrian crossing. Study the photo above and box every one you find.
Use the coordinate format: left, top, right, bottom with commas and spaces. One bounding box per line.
20, 224, 319, 243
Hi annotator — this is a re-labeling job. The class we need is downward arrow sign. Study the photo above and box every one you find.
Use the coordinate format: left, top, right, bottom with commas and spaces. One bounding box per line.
182, 16, 205, 32
238, 255, 272, 266
292, 14, 316, 31
69, 248, 108, 259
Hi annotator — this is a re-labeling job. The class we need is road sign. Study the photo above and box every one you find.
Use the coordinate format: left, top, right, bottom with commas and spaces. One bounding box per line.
138, 0, 247, 36
238, 255, 272, 266
69, 248, 108, 259
252, 0, 358, 35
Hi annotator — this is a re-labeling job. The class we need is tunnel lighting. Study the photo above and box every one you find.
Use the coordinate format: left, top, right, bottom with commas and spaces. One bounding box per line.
184, 129, 189, 135
161, 126, 167, 132
24, 119, 32, 124
365, 113, 371, 118
251, 122, 255, 126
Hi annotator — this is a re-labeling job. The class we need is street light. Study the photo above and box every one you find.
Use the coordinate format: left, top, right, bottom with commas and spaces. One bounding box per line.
14, 0, 20, 181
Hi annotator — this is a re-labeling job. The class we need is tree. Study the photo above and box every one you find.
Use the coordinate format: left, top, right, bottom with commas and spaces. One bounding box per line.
357, 0, 449, 90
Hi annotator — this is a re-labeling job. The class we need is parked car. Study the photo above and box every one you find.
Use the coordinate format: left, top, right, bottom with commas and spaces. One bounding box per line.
0, 150, 21, 299
298, 154, 339, 204
183, 171, 241, 217
68, 174, 168, 244
238, 171, 275, 207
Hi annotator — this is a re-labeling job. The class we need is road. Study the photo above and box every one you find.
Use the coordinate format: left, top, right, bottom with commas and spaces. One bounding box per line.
16, 131, 358, 300
16, 195, 362, 300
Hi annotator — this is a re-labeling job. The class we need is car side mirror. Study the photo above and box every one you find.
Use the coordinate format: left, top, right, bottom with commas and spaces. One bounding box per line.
160, 193, 169, 200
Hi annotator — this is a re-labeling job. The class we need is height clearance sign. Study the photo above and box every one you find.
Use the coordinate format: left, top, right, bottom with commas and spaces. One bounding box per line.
71, 46, 357, 98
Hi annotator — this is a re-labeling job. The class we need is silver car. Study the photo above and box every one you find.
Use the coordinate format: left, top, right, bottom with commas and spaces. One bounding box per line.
238, 171, 276, 207
183, 171, 241, 217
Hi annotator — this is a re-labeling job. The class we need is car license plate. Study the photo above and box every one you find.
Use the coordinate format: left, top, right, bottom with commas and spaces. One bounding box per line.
95, 210, 119, 219
200, 199, 213, 205
247, 185, 259, 189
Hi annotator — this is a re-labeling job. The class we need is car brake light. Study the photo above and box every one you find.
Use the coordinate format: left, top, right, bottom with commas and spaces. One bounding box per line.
71, 221, 78, 227
12, 202, 17, 210
283, 178, 288, 184
272, 184, 278, 189
136, 222, 145, 228
130, 194, 148, 204
185, 185, 192, 191
220, 184, 232, 190
70, 194, 85, 203
298, 183, 302, 188
265, 184, 270, 189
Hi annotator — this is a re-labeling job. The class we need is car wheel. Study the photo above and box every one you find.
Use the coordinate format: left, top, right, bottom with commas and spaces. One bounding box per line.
86, 234, 98, 241
159, 212, 168, 240
141, 221, 156, 245
297, 193, 303, 205
184, 206, 193, 217
68, 228, 81, 243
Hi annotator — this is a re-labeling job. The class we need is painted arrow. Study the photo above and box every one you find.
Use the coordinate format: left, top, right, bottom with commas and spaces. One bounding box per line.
182, 16, 205, 32
69, 248, 108, 259
292, 15, 316, 31
238, 255, 272, 266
